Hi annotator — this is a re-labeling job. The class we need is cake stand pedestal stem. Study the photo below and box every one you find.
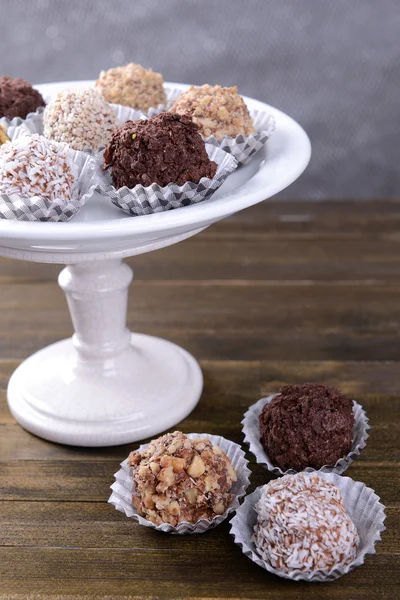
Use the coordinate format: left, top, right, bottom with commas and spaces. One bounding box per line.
58, 259, 133, 360
7, 258, 203, 447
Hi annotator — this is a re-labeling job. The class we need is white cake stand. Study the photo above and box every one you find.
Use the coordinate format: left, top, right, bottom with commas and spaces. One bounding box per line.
0, 81, 311, 446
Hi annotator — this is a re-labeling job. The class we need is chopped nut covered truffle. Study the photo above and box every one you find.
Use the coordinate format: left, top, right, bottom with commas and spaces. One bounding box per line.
170, 84, 255, 140
128, 431, 237, 526
96, 63, 167, 111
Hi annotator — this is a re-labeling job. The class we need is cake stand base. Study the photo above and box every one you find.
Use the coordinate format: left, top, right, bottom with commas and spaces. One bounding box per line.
7, 333, 203, 447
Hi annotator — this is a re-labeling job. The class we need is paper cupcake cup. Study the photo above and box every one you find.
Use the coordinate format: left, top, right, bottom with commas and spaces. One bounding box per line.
108, 432, 251, 534
142, 86, 185, 118
202, 110, 275, 167
95, 144, 238, 217
112, 102, 155, 127
230, 472, 386, 582
144, 86, 276, 166
242, 394, 369, 476
0, 105, 46, 140
0, 135, 97, 222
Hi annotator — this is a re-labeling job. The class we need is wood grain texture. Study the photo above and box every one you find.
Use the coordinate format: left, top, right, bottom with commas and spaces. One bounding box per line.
0, 200, 399, 599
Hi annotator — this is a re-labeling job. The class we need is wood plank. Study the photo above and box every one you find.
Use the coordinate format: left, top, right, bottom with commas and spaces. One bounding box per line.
5, 328, 400, 363
1, 501, 398, 554
4, 327, 400, 363
5, 238, 400, 283
3, 284, 400, 338
224, 199, 400, 235
0, 416, 397, 463
0, 361, 399, 455
0, 407, 397, 463
3, 358, 400, 407
0, 547, 397, 599
0, 460, 396, 505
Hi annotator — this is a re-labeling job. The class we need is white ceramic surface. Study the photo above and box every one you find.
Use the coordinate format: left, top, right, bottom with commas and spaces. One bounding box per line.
3, 80, 311, 447
8, 259, 203, 446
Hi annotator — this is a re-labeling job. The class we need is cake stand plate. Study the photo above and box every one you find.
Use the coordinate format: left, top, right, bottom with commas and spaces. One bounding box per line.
0, 81, 311, 447
8, 335, 203, 447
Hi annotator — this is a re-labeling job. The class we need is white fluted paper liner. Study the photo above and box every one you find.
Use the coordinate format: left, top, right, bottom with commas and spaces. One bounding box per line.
111, 103, 147, 126
242, 394, 369, 476
95, 145, 238, 217
0, 105, 46, 141
141, 86, 186, 118
203, 110, 275, 166
144, 86, 276, 166
0, 136, 97, 222
108, 433, 251, 534
230, 472, 386, 582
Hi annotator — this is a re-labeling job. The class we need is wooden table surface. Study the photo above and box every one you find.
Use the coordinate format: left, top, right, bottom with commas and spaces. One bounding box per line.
0, 200, 399, 600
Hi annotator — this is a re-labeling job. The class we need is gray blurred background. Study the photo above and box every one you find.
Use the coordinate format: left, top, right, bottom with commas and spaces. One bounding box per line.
1, 0, 398, 199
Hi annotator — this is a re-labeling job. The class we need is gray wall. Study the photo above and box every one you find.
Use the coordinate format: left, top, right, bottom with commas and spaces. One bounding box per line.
1, 0, 399, 199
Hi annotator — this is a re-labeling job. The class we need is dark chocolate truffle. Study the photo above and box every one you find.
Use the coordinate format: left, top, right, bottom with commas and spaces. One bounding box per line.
0, 76, 45, 120
103, 112, 217, 189
259, 383, 354, 471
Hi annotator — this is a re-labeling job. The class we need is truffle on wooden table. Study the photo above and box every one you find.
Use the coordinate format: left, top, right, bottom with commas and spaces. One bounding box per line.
259, 383, 355, 471
103, 112, 217, 189
128, 431, 237, 526
0, 76, 45, 120
254, 472, 359, 574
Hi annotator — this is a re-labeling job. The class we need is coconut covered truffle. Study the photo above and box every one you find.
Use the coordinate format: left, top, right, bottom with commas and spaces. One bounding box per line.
259, 383, 355, 471
0, 76, 45, 120
254, 473, 359, 574
128, 431, 237, 526
0, 134, 77, 201
43, 88, 117, 152
170, 84, 255, 140
103, 112, 217, 189
96, 63, 167, 111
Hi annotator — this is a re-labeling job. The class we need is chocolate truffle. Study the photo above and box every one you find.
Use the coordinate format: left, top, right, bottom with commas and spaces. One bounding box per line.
170, 84, 255, 140
103, 112, 217, 189
0, 76, 45, 120
96, 63, 167, 111
259, 383, 354, 471
128, 431, 237, 526
254, 473, 359, 574
0, 134, 77, 202
43, 88, 117, 152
